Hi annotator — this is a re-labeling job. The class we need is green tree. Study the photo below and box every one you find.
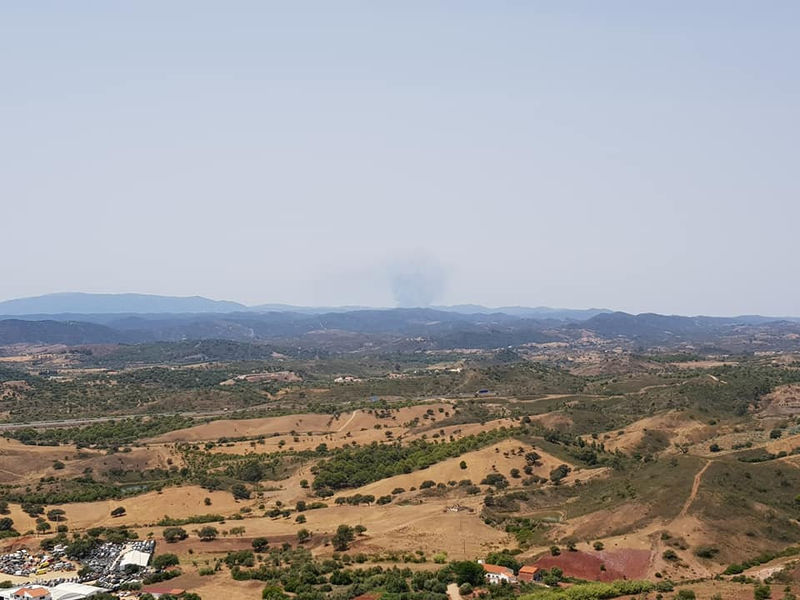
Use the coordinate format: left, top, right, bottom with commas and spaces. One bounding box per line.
262, 585, 288, 600
46, 509, 66, 522
163, 527, 188, 543
331, 524, 355, 551
231, 484, 250, 500
198, 526, 218, 541
153, 554, 180, 570
549, 464, 571, 484
754, 584, 772, 600
451, 561, 485, 586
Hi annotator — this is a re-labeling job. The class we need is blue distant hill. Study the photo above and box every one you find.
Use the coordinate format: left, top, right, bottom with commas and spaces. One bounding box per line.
0, 292, 246, 315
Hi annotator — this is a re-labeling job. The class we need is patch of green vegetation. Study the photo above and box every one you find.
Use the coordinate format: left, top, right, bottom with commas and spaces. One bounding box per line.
692, 460, 800, 548
312, 428, 517, 491
6, 415, 196, 447
723, 544, 800, 574
517, 454, 702, 527
519, 579, 662, 600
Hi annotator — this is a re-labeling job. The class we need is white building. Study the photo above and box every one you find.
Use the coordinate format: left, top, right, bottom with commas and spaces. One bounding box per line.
481, 563, 517, 584
119, 549, 151, 571
50, 583, 109, 600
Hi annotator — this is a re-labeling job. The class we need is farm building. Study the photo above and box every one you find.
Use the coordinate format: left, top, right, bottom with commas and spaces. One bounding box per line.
50, 583, 109, 600
11, 588, 51, 600
517, 565, 541, 582
481, 563, 516, 584
118, 549, 151, 570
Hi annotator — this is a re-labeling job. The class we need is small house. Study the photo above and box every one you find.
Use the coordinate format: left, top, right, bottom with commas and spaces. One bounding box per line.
517, 565, 541, 582
482, 563, 516, 584
12, 588, 51, 600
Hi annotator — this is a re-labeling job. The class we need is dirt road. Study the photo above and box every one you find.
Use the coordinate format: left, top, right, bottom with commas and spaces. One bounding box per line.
336, 410, 359, 432
447, 583, 464, 600
679, 460, 711, 517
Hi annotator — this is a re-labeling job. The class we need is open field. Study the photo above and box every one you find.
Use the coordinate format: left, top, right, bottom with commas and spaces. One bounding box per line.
0, 342, 799, 600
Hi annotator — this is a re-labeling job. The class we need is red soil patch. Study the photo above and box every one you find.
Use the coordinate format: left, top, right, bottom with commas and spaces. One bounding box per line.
533, 548, 649, 582
597, 548, 650, 579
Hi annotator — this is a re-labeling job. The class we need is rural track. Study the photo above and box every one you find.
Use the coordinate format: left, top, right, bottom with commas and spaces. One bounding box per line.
335, 410, 359, 432
447, 583, 464, 600
679, 460, 711, 517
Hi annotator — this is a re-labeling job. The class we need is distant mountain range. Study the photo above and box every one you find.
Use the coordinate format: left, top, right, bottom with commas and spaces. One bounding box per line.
0, 292, 610, 321
0, 293, 247, 315
1, 293, 799, 352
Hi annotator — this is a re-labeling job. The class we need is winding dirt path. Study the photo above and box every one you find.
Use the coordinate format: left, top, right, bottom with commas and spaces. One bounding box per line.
679, 460, 711, 517
336, 410, 359, 432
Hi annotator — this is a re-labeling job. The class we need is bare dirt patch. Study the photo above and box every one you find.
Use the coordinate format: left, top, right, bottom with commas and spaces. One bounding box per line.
760, 384, 800, 416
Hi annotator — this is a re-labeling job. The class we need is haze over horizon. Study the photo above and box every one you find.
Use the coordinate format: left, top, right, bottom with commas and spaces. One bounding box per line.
3, 2, 799, 316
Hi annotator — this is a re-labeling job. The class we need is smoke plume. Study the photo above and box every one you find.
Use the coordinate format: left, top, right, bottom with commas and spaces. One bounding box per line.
388, 254, 446, 307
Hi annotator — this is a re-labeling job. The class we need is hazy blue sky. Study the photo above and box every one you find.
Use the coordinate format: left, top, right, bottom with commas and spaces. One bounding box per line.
2, 2, 798, 315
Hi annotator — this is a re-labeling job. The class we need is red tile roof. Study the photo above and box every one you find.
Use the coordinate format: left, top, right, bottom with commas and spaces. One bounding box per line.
519, 565, 539, 574
482, 564, 514, 576
15, 589, 49, 598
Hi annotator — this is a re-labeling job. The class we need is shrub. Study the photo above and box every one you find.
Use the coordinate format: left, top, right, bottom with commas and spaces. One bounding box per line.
163, 527, 187, 543
198, 526, 218, 541
153, 554, 179, 570
694, 545, 719, 559
252, 537, 269, 552
231, 484, 250, 500
262, 585, 289, 600
754, 584, 772, 600
549, 464, 571, 484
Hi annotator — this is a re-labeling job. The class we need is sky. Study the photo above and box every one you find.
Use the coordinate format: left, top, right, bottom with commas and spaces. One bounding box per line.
2, 2, 799, 315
